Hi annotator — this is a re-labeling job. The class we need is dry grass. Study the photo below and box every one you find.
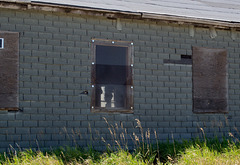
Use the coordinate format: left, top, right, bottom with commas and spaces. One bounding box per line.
1, 119, 240, 164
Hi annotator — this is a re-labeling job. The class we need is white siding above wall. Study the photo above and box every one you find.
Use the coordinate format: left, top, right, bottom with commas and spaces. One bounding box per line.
32, 0, 240, 22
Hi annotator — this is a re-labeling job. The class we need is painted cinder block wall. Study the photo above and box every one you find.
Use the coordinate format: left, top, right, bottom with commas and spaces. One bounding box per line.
0, 7, 239, 152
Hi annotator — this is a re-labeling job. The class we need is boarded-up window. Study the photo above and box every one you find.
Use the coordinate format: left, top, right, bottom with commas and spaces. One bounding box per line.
91, 39, 133, 113
0, 31, 19, 110
192, 46, 227, 113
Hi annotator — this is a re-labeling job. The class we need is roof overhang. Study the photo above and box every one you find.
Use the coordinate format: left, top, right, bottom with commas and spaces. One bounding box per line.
1, 0, 240, 30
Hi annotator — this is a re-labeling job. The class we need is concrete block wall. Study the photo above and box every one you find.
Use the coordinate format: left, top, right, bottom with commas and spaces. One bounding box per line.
0, 8, 239, 152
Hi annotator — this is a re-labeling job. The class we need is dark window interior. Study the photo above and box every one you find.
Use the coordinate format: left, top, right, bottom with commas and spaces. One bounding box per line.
163, 55, 192, 65
181, 55, 192, 59
0, 39, 3, 48
95, 45, 127, 108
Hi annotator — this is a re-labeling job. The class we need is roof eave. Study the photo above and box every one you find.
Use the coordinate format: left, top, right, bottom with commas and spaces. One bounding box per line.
142, 13, 240, 29
1, 0, 240, 29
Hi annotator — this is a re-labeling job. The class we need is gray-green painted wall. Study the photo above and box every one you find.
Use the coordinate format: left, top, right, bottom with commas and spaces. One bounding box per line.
0, 8, 239, 152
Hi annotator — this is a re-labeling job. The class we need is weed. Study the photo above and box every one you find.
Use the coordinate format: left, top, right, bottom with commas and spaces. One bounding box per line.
1, 119, 240, 164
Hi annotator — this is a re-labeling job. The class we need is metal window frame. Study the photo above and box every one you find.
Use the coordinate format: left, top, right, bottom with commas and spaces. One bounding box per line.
90, 38, 134, 113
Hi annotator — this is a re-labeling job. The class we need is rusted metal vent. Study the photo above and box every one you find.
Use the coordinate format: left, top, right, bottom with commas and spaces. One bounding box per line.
163, 55, 192, 65
181, 55, 191, 59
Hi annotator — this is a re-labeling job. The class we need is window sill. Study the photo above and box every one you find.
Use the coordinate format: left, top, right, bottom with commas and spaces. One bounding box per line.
91, 108, 133, 114
0, 108, 19, 111
0, 108, 22, 113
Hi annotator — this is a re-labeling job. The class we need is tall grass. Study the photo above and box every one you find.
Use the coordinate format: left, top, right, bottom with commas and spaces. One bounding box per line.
177, 144, 240, 165
1, 119, 240, 164
0, 149, 64, 165
1, 138, 239, 164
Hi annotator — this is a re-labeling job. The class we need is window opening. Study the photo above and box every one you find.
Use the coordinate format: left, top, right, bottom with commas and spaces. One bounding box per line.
0, 38, 4, 49
91, 39, 133, 113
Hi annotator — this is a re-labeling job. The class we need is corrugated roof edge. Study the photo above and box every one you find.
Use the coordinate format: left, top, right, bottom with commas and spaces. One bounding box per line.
30, 0, 141, 16
1, 0, 240, 29
1, 0, 30, 2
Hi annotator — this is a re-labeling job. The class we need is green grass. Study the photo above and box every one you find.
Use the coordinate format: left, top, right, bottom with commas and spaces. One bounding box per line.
1, 137, 240, 165
177, 144, 240, 165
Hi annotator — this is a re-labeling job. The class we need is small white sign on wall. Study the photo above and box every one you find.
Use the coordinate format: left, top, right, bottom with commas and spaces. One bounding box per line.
0, 38, 4, 49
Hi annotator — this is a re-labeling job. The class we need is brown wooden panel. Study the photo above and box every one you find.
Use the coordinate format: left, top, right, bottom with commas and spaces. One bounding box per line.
193, 76, 227, 89
193, 99, 227, 113
0, 31, 19, 110
192, 46, 227, 113
0, 94, 18, 108
193, 88, 227, 99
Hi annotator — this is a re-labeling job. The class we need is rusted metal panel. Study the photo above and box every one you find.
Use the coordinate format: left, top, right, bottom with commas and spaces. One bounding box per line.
0, 31, 19, 110
192, 46, 227, 113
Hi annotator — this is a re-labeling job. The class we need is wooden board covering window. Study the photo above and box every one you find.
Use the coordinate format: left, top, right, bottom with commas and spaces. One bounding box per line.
192, 46, 228, 113
0, 31, 19, 110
